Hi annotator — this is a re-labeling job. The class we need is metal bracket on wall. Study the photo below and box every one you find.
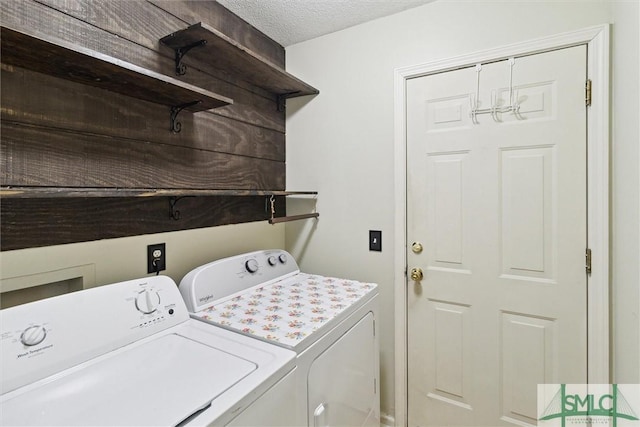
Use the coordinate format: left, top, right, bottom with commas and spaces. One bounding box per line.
277, 91, 301, 112
170, 101, 201, 133
172, 39, 207, 76
168, 196, 194, 220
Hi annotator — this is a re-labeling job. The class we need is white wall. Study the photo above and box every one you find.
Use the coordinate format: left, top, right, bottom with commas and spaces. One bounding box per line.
285, 0, 639, 420
1, 222, 285, 295
611, 0, 640, 385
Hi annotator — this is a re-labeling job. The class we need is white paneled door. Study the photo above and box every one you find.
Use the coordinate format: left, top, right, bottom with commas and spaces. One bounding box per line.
406, 46, 587, 426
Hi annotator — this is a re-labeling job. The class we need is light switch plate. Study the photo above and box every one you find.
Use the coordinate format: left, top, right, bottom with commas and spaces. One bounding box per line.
369, 230, 382, 252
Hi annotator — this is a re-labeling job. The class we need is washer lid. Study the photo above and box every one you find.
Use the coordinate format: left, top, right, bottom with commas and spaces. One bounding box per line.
0, 333, 256, 426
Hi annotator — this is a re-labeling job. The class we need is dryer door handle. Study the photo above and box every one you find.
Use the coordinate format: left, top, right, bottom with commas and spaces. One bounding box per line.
313, 402, 327, 427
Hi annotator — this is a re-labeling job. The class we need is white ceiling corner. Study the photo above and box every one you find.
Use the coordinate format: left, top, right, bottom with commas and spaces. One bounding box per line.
216, 0, 435, 47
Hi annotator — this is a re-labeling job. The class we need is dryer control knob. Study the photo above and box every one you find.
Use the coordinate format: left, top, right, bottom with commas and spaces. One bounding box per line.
245, 259, 259, 273
267, 256, 277, 266
135, 289, 160, 314
278, 254, 287, 264
20, 325, 47, 347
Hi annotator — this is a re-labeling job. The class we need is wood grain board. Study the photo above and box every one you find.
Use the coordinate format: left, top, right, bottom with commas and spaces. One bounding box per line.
1, 122, 284, 189
1, 26, 232, 111
0, 196, 287, 250
0, 0, 287, 130
0, 0, 316, 250
160, 22, 319, 97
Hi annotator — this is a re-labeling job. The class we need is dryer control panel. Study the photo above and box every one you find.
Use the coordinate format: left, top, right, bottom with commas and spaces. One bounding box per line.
179, 250, 300, 312
0, 276, 189, 395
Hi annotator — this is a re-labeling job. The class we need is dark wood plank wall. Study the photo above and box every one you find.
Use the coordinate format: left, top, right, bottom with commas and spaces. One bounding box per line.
1, 0, 288, 250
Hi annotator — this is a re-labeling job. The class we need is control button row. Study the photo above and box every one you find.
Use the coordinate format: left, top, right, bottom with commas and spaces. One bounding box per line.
245, 253, 288, 273
138, 316, 165, 328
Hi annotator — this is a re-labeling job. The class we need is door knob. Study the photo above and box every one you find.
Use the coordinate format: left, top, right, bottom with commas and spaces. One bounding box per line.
411, 242, 423, 253
410, 267, 424, 281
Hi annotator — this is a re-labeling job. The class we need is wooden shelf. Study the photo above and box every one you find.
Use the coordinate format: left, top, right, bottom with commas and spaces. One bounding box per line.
1, 26, 232, 114
0, 187, 317, 199
160, 22, 318, 99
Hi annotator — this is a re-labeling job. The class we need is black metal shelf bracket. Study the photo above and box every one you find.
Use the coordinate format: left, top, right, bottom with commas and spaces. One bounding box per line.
277, 91, 301, 112
173, 39, 207, 75
169, 196, 195, 220
170, 100, 201, 133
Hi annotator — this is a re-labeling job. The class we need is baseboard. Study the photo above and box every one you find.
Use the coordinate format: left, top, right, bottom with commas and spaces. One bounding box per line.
380, 412, 395, 427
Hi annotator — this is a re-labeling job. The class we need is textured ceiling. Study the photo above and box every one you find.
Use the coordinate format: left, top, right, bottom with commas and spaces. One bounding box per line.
216, 0, 435, 47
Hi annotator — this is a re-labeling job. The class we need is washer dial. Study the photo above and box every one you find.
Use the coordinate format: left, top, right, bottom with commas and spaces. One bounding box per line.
20, 325, 47, 347
135, 289, 160, 314
267, 256, 277, 266
278, 253, 287, 264
245, 259, 259, 273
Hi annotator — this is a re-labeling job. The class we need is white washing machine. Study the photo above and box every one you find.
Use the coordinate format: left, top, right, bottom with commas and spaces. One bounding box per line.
179, 249, 380, 427
0, 275, 297, 426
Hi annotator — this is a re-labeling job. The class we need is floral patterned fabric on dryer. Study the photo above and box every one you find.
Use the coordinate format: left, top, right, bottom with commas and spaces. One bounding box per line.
194, 273, 377, 349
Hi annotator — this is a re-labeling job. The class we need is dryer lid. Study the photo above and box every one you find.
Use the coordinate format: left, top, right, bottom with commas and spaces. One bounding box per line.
0, 333, 256, 426
193, 273, 378, 351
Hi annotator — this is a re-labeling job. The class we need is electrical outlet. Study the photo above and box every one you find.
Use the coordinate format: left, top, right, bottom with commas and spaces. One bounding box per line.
147, 243, 166, 274
369, 230, 382, 252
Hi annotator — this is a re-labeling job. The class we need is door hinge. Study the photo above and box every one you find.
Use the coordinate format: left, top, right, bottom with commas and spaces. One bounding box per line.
373, 319, 376, 337
585, 248, 592, 275
374, 378, 377, 394
585, 79, 592, 107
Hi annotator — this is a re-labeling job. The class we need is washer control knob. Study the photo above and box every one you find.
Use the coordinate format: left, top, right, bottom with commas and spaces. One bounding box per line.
20, 325, 47, 347
278, 253, 287, 264
267, 256, 277, 266
135, 289, 160, 314
245, 259, 259, 273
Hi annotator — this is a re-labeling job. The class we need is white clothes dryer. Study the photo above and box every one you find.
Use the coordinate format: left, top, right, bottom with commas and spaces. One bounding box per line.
0, 275, 297, 427
179, 249, 380, 427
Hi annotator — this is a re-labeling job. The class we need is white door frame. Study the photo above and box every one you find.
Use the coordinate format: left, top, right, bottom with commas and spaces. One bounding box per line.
393, 25, 610, 426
